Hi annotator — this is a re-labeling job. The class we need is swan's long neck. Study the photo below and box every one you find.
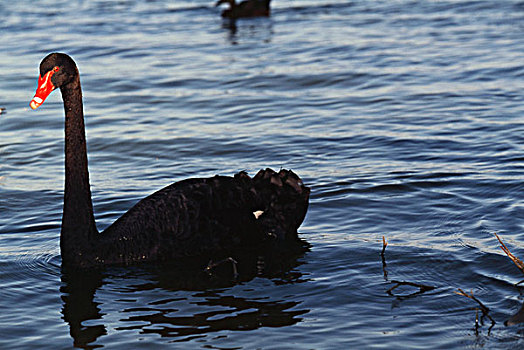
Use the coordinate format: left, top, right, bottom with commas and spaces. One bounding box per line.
60, 77, 98, 263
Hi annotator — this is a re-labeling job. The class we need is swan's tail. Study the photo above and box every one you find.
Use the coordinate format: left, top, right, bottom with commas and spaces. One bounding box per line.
240, 168, 310, 242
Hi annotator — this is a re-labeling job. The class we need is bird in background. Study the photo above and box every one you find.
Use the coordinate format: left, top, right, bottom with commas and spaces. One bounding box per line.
215, 0, 271, 19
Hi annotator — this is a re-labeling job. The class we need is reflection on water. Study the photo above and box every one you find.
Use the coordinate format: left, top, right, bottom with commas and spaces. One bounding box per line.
507, 303, 524, 326
220, 17, 274, 45
60, 244, 309, 348
61, 270, 106, 349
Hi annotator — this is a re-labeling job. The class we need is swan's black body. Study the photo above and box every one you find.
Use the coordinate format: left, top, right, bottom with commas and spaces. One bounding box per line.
30, 53, 309, 269
216, 0, 271, 18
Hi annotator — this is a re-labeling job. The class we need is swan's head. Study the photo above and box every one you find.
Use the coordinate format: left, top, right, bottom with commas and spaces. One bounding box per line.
30, 53, 78, 110
215, 0, 234, 7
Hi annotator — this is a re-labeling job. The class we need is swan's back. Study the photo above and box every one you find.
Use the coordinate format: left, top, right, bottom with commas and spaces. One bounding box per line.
85, 169, 309, 266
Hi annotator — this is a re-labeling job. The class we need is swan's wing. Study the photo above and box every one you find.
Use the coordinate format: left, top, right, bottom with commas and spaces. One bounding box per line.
96, 169, 309, 265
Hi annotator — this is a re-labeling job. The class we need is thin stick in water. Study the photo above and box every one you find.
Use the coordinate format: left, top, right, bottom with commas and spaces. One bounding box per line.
455, 288, 496, 328
494, 233, 524, 275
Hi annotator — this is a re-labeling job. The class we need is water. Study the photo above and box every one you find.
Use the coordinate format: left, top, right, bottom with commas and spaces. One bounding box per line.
1, 0, 523, 348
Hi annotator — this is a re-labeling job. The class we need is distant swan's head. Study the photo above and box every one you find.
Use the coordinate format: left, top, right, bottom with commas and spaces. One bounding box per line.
215, 0, 234, 7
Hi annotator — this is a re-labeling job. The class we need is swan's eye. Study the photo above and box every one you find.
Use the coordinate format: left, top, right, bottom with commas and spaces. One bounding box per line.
53, 66, 59, 72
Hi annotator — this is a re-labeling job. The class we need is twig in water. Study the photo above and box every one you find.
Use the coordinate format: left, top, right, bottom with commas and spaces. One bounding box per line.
494, 233, 524, 276
474, 309, 480, 335
386, 280, 436, 297
455, 288, 496, 330
455, 289, 490, 314
381, 236, 388, 257
381, 236, 388, 280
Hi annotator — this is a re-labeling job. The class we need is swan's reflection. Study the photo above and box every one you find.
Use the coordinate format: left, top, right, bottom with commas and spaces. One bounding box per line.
60, 243, 309, 348
221, 18, 274, 45
117, 290, 306, 340
506, 302, 524, 326
60, 269, 106, 349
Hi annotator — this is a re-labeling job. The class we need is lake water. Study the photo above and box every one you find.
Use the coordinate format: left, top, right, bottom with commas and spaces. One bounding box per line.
1, 0, 523, 348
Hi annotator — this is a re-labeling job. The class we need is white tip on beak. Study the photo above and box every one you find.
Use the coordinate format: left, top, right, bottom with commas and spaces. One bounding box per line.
30, 96, 44, 110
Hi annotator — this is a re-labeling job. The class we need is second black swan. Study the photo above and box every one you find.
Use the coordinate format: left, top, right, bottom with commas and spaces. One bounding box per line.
29, 53, 309, 269
215, 0, 271, 18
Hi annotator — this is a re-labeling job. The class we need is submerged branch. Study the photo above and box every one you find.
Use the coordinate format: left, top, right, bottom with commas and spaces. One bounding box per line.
455, 288, 496, 329
494, 233, 524, 275
381, 236, 388, 257
381, 236, 388, 280
455, 289, 490, 314
387, 280, 436, 297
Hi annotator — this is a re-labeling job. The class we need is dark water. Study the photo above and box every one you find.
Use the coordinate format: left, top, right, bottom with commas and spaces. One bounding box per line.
1, 0, 523, 348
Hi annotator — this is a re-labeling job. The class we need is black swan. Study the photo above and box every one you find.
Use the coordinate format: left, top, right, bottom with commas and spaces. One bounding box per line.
215, 0, 271, 18
29, 53, 309, 269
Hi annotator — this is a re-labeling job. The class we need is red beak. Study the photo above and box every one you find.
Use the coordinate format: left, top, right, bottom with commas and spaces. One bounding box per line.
30, 69, 57, 110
